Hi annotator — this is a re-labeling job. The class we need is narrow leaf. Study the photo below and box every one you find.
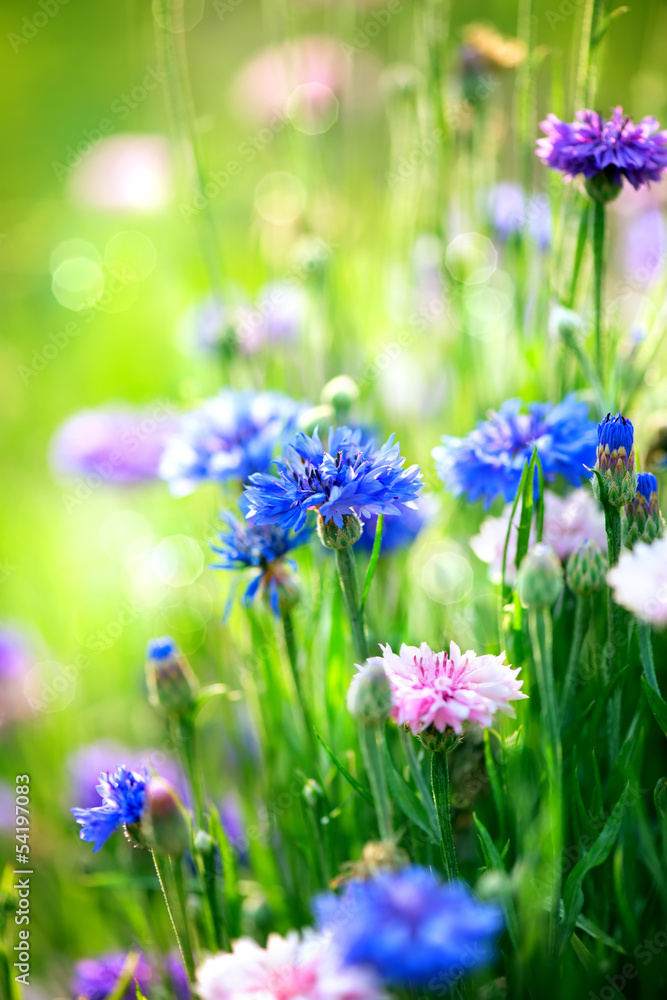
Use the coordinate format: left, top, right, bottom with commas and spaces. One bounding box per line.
314, 731, 374, 805
473, 814, 519, 949
641, 676, 667, 736
575, 913, 627, 954
384, 752, 439, 841
360, 514, 383, 613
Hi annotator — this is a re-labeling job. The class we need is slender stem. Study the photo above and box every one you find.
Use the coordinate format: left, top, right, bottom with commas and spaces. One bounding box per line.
152, 850, 196, 983
281, 610, 318, 757
358, 724, 393, 842
172, 856, 197, 979
431, 750, 458, 881
560, 595, 591, 719
178, 715, 206, 831
528, 608, 562, 957
592, 199, 606, 379
638, 621, 660, 694
335, 545, 368, 661
567, 201, 590, 307
603, 503, 622, 760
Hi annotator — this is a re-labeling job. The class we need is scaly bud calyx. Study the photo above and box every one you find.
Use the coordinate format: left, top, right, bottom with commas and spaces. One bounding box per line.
317, 512, 363, 549
417, 725, 461, 753
591, 412, 637, 509
347, 661, 393, 727
141, 777, 190, 857
146, 636, 199, 717
624, 472, 665, 548
517, 542, 564, 608
566, 539, 608, 596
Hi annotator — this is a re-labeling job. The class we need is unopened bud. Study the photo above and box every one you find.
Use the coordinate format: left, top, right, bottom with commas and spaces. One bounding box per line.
146, 636, 199, 717
624, 472, 664, 548
141, 777, 190, 857
297, 405, 335, 436
516, 542, 564, 608
321, 375, 359, 415
347, 661, 393, 726
592, 412, 637, 509
418, 725, 461, 753
317, 512, 363, 549
585, 171, 623, 204
566, 539, 607, 596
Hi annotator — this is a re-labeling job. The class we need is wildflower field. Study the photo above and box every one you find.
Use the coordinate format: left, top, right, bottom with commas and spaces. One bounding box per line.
3, 0, 667, 997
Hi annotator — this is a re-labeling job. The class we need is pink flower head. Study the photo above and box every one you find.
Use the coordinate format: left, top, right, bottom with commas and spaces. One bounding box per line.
364, 641, 527, 735
607, 536, 667, 628
196, 931, 383, 1000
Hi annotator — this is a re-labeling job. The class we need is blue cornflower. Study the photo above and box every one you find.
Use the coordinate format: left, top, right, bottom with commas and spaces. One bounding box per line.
592, 411, 637, 509
71, 952, 153, 1000
537, 107, 667, 200
314, 866, 503, 987
211, 500, 309, 613
71, 765, 148, 853
432, 394, 597, 508
159, 390, 301, 497
358, 498, 429, 553
244, 426, 422, 531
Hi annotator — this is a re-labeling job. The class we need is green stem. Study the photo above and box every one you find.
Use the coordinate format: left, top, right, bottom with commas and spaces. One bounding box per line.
281, 610, 318, 757
178, 715, 205, 831
358, 724, 393, 842
152, 851, 196, 983
567, 201, 590, 308
603, 503, 622, 760
560, 595, 591, 719
335, 545, 368, 661
528, 608, 562, 956
638, 622, 660, 694
431, 750, 458, 881
592, 199, 606, 380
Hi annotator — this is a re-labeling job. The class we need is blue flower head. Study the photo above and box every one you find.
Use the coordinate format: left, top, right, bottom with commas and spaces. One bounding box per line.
211, 498, 310, 615
146, 636, 178, 661
432, 394, 597, 508
625, 471, 664, 547
592, 412, 637, 509
159, 390, 301, 497
71, 765, 148, 852
314, 866, 503, 987
243, 426, 422, 531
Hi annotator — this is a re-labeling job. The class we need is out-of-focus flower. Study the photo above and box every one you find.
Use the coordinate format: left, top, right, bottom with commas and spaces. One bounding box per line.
67, 742, 189, 811
196, 931, 384, 1000
71, 952, 153, 1000
607, 536, 667, 627
461, 23, 526, 72
220, 792, 249, 865
433, 395, 596, 508
176, 295, 239, 356
516, 542, 564, 608
159, 391, 301, 497
141, 777, 190, 857
71, 766, 148, 853
347, 661, 393, 727
625, 472, 664, 548
358, 497, 432, 554
487, 185, 551, 250
244, 426, 422, 531
566, 539, 608, 596
0, 623, 39, 726
537, 108, 667, 200
314, 867, 503, 986
470, 487, 607, 584
145, 637, 200, 717
592, 412, 637, 509
229, 36, 378, 127
165, 953, 191, 1000
68, 134, 173, 212
236, 282, 306, 354
0, 782, 14, 832
212, 500, 309, 614
620, 207, 667, 287
50, 405, 176, 484
358, 640, 526, 737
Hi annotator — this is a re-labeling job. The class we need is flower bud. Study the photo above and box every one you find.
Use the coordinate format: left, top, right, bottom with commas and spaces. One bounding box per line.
320, 375, 359, 416
297, 405, 335, 436
516, 542, 564, 608
591, 412, 637, 509
262, 565, 303, 616
141, 777, 190, 857
146, 637, 199, 717
347, 662, 393, 727
317, 512, 363, 549
624, 472, 665, 548
417, 726, 461, 753
584, 170, 623, 204
194, 829, 214, 854
566, 539, 608, 596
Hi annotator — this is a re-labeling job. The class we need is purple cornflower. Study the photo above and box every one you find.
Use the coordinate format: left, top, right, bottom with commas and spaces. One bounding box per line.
71, 765, 148, 852
71, 951, 153, 1000
314, 866, 503, 987
159, 390, 301, 497
211, 499, 309, 614
165, 953, 192, 1000
537, 107, 667, 199
432, 394, 597, 507
244, 426, 422, 531
50, 405, 177, 484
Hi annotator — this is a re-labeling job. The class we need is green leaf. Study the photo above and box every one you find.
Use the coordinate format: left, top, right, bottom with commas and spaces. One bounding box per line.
360, 513, 383, 614
106, 951, 141, 1000
473, 814, 519, 950
136, 986, 149, 1000
575, 913, 627, 954
384, 751, 439, 842
515, 448, 538, 571
641, 676, 667, 736
314, 731, 374, 805
501, 457, 530, 599
592, 6, 630, 47
559, 783, 631, 952
483, 729, 506, 839
534, 451, 545, 543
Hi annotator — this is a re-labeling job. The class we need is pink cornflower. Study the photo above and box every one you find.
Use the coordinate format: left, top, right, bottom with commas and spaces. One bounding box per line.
196, 931, 383, 1000
607, 536, 667, 628
361, 641, 527, 735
